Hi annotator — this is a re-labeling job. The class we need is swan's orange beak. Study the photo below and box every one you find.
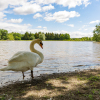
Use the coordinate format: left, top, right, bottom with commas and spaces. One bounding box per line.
40, 44, 43, 49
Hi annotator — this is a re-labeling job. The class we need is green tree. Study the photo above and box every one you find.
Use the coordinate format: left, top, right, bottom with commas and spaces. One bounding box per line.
45, 32, 48, 40
39, 33, 45, 40
0, 29, 8, 40
47, 33, 51, 40
60, 34, 65, 40
82, 37, 89, 41
23, 32, 30, 40
50, 33, 55, 40
0, 31, 2, 40
29, 33, 35, 40
64, 33, 70, 40
8, 33, 14, 40
54, 34, 59, 40
13, 32, 21, 40
34, 32, 39, 39
93, 23, 100, 41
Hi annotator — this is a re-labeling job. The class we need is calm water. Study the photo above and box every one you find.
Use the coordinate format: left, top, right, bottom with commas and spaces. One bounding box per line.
0, 41, 100, 86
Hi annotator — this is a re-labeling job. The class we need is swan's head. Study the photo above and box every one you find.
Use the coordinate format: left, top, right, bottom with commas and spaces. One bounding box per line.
36, 39, 43, 49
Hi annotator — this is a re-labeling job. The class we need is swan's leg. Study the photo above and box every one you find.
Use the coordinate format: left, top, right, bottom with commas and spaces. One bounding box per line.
31, 70, 34, 79
22, 72, 25, 79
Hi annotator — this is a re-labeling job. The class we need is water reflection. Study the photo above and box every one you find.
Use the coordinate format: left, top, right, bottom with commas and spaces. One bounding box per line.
0, 41, 100, 86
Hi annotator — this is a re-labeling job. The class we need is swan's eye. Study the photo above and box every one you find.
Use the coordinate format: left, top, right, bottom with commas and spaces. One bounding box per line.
40, 42, 43, 45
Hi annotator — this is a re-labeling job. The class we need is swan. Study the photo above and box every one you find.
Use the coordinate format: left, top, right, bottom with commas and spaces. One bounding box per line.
0, 39, 44, 79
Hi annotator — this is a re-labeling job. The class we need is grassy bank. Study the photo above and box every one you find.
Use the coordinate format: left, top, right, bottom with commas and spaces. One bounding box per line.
0, 68, 100, 100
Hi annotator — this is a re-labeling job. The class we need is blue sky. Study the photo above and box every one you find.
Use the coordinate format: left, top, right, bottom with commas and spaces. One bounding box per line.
0, 0, 100, 38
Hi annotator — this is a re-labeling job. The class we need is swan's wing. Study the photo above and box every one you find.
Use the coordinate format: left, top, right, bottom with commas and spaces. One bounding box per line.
8, 52, 27, 63
8, 52, 40, 65
11, 51, 24, 57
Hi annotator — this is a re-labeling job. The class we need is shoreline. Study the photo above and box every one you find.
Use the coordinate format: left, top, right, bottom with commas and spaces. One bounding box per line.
0, 40, 94, 41
0, 67, 100, 100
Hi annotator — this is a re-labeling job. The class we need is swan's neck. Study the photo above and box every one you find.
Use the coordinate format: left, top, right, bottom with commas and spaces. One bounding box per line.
30, 40, 44, 63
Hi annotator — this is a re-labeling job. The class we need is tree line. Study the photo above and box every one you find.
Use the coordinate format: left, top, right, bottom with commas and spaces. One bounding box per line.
0, 23, 100, 41
0, 30, 71, 40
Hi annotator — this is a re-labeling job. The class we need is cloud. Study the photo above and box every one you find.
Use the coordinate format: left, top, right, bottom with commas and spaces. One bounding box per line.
44, 11, 80, 23
84, 29, 88, 31
33, 13, 42, 19
0, 21, 48, 34
7, 18, 23, 23
67, 24, 74, 27
35, 0, 91, 8
0, 0, 27, 11
37, 26, 42, 28
53, 30, 93, 38
13, 3, 41, 15
82, 25, 88, 28
70, 31, 92, 38
79, 25, 88, 30
0, 0, 90, 16
83, 0, 91, 7
0, 12, 6, 19
0, 21, 31, 33
42, 4, 54, 11
43, 27, 47, 29
89, 20, 100, 24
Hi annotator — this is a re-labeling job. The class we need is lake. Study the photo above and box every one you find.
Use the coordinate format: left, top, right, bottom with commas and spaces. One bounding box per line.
0, 41, 100, 86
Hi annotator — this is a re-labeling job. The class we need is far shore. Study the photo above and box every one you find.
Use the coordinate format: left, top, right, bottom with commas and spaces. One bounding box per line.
0, 40, 95, 41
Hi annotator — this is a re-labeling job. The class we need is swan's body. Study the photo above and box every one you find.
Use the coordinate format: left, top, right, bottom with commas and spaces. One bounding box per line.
0, 39, 44, 79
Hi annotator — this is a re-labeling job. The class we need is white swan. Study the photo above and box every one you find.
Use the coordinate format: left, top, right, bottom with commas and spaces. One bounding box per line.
0, 39, 44, 79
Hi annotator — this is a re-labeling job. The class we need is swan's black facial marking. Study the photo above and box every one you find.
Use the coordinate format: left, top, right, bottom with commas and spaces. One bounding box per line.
40, 42, 43, 45
40, 42, 43, 49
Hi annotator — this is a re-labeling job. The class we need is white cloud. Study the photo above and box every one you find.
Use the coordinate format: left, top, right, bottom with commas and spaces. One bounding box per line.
44, 11, 80, 23
89, 20, 100, 24
70, 31, 92, 38
0, 1, 8, 11
13, 3, 41, 15
67, 24, 74, 27
79, 25, 88, 30
0, 21, 31, 33
0, 12, 6, 19
53, 30, 93, 38
0, 0, 90, 16
35, 0, 91, 8
33, 13, 42, 19
82, 25, 88, 28
0, 0, 27, 11
56, 0, 82, 8
83, 0, 91, 7
92, 27, 95, 30
43, 27, 47, 29
37, 26, 42, 28
0, 21, 48, 34
42, 4, 54, 11
7, 18, 23, 23
84, 29, 88, 31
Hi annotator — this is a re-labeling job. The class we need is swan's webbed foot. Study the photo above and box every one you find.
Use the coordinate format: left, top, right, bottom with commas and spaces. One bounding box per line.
31, 70, 34, 79
22, 72, 25, 79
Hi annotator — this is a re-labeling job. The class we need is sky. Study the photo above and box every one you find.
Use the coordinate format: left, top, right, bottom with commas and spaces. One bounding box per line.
0, 0, 100, 38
